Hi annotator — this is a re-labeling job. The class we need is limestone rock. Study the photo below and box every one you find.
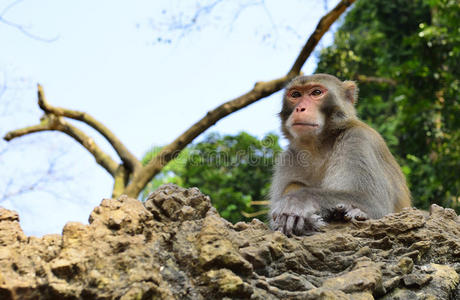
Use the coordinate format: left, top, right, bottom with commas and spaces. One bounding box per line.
0, 185, 459, 299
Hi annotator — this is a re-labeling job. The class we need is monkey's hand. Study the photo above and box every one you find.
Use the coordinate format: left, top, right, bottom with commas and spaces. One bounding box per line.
270, 195, 325, 236
332, 203, 369, 221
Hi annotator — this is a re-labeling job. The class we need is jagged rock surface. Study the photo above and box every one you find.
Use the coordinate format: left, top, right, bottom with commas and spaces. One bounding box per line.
0, 184, 459, 299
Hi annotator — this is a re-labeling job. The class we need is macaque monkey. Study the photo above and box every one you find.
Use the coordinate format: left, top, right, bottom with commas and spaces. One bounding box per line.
270, 74, 411, 236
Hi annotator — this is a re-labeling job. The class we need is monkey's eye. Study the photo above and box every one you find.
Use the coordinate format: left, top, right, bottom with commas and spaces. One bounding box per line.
311, 89, 322, 96
290, 91, 301, 98
291, 91, 302, 98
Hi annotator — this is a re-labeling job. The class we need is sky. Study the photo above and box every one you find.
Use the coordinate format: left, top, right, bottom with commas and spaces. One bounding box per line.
0, 0, 341, 236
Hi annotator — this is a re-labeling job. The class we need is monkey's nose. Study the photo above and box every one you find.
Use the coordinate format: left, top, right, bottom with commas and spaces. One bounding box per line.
296, 107, 306, 112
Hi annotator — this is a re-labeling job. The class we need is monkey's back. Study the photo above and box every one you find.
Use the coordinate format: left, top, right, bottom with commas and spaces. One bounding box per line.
343, 120, 411, 212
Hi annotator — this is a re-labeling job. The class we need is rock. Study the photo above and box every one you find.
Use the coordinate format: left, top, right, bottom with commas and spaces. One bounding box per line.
202, 269, 252, 297
265, 271, 316, 291
396, 257, 414, 275
322, 258, 384, 296
0, 184, 459, 299
402, 273, 432, 287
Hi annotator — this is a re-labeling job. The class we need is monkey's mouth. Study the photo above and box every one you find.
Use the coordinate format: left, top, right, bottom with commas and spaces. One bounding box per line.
292, 122, 319, 128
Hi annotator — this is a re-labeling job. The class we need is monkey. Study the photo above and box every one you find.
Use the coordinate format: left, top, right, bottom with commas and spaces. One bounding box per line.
269, 74, 411, 236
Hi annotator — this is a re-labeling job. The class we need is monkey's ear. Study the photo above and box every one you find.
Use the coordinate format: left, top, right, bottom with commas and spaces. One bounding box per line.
343, 81, 358, 104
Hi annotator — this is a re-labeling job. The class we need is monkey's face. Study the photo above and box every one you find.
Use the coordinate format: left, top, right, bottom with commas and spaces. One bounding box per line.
283, 83, 328, 139
280, 74, 358, 142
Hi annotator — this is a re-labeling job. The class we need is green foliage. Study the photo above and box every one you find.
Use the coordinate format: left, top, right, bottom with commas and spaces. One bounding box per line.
316, 0, 460, 211
142, 132, 282, 223
140, 146, 190, 200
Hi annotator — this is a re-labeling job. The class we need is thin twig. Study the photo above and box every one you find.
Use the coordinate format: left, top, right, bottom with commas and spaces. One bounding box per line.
241, 209, 269, 218
355, 75, 397, 86
0, 0, 59, 42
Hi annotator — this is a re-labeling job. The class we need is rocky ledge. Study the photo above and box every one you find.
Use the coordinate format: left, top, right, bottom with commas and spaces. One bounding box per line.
0, 184, 459, 299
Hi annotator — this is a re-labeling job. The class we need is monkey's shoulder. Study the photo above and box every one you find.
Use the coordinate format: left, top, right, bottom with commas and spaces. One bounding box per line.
339, 119, 400, 167
342, 119, 387, 147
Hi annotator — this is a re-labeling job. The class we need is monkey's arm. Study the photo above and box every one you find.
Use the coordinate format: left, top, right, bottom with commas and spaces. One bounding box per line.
269, 152, 328, 236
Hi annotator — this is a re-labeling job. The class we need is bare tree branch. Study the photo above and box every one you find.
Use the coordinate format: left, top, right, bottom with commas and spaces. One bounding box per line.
355, 75, 397, 86
0, 0, 27, 18
3, 120, 49, 140
173, 0, 224, 32
0, 0, 59, 42
288, 0, 355, 77
124, 0, 355, 197
112, 165, 129, 199
241, 209, 269, 218
124, 76, 288, 196
0, 151, 72, 202
36, 85, 141, 172
250, 200, 269, 205
4, 113, 118, 176
3, 0, 355, 199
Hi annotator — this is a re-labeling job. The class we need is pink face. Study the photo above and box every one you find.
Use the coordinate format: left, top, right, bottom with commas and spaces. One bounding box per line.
285, 83, 328, 137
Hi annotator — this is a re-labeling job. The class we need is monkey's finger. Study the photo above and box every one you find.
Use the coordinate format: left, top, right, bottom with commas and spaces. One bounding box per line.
271, 216, 280, 231
311, 214, 326, 231
285, 215, 296, 236
276, 215, 287, 234
335, 203, 348, 212
272, 220, 282, 232
356, 215, 368, 221
354, 209, 369, 221
345, 208, 368, 221
295, 216, 305, 235
344, 213, 352, 221
331, 203, 350, 220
